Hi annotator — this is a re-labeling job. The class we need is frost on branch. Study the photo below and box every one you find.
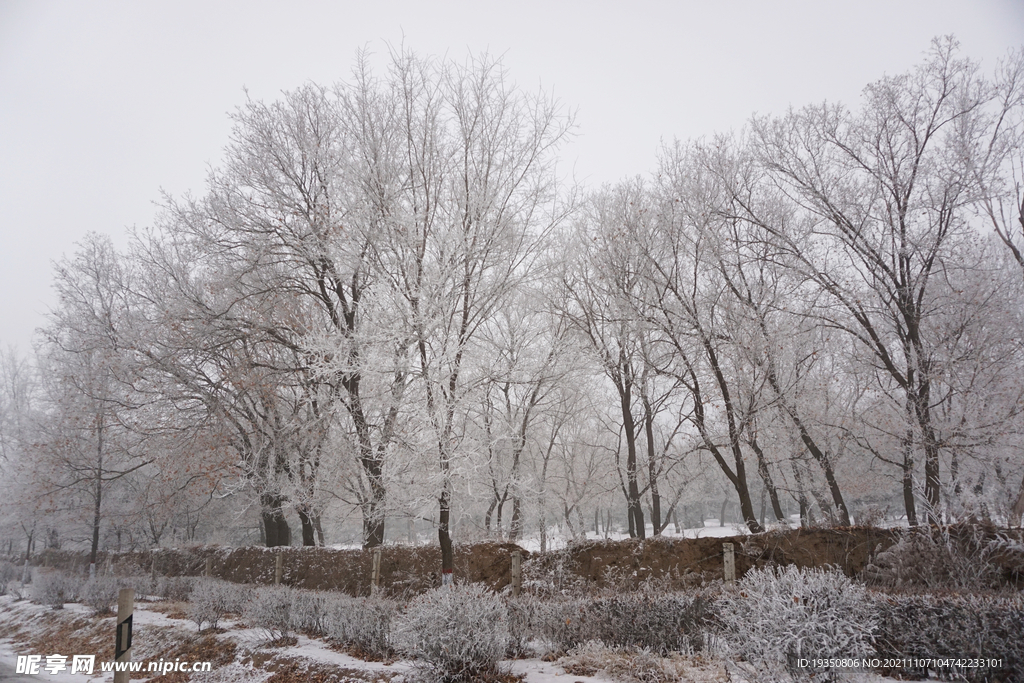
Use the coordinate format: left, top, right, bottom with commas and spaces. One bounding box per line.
394, 583, 510, 682
717, 565, 875, 679
325, 594, 396, 659
188, 577, 248, 632
243, 585, 292, 640
31, 569, 81, 610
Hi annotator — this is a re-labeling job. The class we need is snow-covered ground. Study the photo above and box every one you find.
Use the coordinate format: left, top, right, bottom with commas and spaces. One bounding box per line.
0, 593, 627, 683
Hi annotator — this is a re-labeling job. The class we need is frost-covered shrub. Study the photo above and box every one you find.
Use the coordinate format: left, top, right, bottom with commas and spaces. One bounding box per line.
32, 569, 81, 609
0, 561, 17, 595
243, 586, 292, 640
521, 551, 586, 596
505, 595, 542, 658
122, 575, 156, 601
526, 591, 714, 656
718, 565, 875, 678
155, 575, 195, 602
394, 584, 509, 681
325, 595, 396, 659
864, 527, 1023, 591
290, 590, 330, 635
872, 592, 1023, 681
188, 578, 247, 631
588, 592, 714, 655
80, 577, 120, 614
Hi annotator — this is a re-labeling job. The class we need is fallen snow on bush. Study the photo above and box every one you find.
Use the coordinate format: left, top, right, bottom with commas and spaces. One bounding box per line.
394, 583, 510, 682
718, 565, 875, 679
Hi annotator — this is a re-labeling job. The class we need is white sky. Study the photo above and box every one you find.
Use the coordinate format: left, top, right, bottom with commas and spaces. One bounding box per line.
1, 0, 1022, 353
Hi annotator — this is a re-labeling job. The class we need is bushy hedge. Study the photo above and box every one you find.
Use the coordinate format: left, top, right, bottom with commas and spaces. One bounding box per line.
325, 595, 396, 659
394, 584, 510, 682
155, 575, 196, 602
524, 591, 715, 656
188, 578, 248, 631
872, 592, 1024, 681
243, 586, 292, 639
289, 590, 330, 634
0, 561, 18, 596
31, 569, 82, 609
79, 577, 120, 614
717, 565, 876, 679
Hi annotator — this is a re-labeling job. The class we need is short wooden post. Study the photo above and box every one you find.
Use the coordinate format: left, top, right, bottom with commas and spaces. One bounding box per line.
510, 551, 522, 597
274, 552, 284, 585
205, 557, 213, 578
113, 588, 134, 683
722, 542, 735, 585
371, 547, 382, 595
150, 555, 157, 583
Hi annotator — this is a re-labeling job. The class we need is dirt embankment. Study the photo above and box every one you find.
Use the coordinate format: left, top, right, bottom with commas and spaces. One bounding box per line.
30, 542, 527, 596
529, 527, 901, 589
24, 525, 1023, 595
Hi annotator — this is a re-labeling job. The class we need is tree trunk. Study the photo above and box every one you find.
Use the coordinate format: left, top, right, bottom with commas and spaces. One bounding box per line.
438, 476, 454, 585
361, 454, 386, 548
619, 379, 646, 539
759, 486, 766, 528
644, 401, 662, 535
510, 496, 522, 543
484, 497, 497, 536
261, 494, 291, 547
90, 416, 104, 569
749, 436, 787, 522
297, 508, 316, 546
902, 426, 918, 526
313, 515, 325, 546
720, 499, 728, 527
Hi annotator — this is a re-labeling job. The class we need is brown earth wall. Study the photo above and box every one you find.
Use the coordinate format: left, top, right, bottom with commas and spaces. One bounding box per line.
25, 525, 1021, 596
529, 526, 901, 589
30, 542, 527, 597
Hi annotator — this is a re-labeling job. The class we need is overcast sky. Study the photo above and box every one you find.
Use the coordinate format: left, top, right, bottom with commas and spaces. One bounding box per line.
1, 1, 1022, 354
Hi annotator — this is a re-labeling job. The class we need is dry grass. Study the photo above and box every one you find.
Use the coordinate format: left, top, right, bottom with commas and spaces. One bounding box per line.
145, 600, 190, 620
248, 655, 399, 683
139, 632, 239, 681
559, 643, 728, 683
21, 614, 114, 660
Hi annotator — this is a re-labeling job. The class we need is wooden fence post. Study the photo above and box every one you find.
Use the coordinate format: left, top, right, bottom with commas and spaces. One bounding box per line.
722, 542, 735, 585
510, 551, 522, 597
275, 552, 284, 586
371, 547, 382, 595
205, 557, 213, 578
113, 588, 134, 683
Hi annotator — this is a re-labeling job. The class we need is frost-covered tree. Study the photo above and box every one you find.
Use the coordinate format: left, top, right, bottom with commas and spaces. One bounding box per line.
750, 38, 1021, 523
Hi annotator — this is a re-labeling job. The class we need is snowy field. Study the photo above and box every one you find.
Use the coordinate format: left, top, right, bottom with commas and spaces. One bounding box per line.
0, 593, 898, 683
